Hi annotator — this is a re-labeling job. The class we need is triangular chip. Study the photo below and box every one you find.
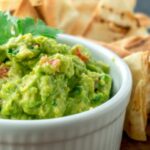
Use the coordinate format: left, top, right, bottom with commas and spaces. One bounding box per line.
82, 0, 134, 42
66, 0, 99, 35
0, 0, 21, 12
57, 0, 79, 31
83, 13, 129, 42
124, 51, 150, 141
82, 0, 149, 42
0, 0, 41, 12
35, 0, 58, 26
13, 0, 39, 19
88, 37, 131, 57
135, 13, 150, 28
30, 0, 42, 6
92, 36, 150, 141
36, 0, 78, 28
111, 36, 150, 54
97, 0, 137, 27
99, 0, 136, 12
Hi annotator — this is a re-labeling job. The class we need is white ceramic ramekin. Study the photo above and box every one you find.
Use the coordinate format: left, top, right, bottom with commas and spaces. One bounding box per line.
0, 34, 132, 150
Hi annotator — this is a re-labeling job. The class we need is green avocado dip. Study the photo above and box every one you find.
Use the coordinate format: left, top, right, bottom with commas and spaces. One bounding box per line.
0, 34, 112, 120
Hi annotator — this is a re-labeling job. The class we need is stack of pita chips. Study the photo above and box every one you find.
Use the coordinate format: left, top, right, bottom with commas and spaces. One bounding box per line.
83, 0, 150, 42
99, 36, 150, 141
0, 0, 79, 30
1, 0, 149, 43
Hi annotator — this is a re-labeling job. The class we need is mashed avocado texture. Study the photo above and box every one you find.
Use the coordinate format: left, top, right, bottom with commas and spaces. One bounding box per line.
0, 34, 112, 119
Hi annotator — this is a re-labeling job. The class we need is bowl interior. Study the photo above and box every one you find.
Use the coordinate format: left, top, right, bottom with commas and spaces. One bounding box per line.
0, 34, 132, 126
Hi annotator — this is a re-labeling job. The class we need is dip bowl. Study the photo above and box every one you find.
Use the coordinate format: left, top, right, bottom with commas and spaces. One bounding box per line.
0, 34, 132, 150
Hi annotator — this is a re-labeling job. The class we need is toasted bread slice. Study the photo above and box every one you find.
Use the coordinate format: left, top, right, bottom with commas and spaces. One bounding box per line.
13, 0, 39, 19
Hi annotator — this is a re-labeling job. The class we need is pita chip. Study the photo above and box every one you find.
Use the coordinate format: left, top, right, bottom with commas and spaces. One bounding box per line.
0, 0, 42, 12
36, 0, 78, 28
135, 13, 150, 28
96, 0, 138, 27
82, 0, 135, 42
72, 0, 99, 10
83, 14, 130, 42
0, 0, 21, 12
13, 0, 39, 19
83, 0, 150, 42
30, 0, 42, 6
89, 38, 131, 57
35, 0, 58, 26
57, 0, 79, 31
92, 36, 150, 141
103, 36, 150, 140
66, 0, 99, 35
111, 36, 150, 54
124, 51, 150, 141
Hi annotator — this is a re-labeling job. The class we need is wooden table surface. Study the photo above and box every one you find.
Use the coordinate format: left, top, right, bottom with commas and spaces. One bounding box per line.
121, 121, 150, 150
121, 134, 150, 150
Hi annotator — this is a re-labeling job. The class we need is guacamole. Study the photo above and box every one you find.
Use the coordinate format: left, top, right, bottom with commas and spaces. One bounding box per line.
0, 34, 112, 120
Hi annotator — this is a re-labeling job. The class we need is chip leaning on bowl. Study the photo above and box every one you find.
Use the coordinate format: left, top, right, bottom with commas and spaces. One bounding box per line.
0, 33, 112, 120
97, 36, 150, 141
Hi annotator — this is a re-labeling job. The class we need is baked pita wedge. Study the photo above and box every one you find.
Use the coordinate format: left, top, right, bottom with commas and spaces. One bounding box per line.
89, 38, 131, 57
13, 0, 39, 19
95, 0, 138, 27
124, 51, 150, 141
97, 36, 150, 141
135, 13, 150, 28
0, 0, 21, 12
30, 0, 42, 7
90, 36, 150, 57
0, 0, 41, 12
83, 13, 129, 42
111, 36, 150, 54
35, 0, 57, 26
72, 0, 99, 10
83, 0, 150, 42
90, 35, 150, 141
82, 0, 134, 42
66, 0, 99, 35
36, 0, 78, 28
57, 0, 79, 31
